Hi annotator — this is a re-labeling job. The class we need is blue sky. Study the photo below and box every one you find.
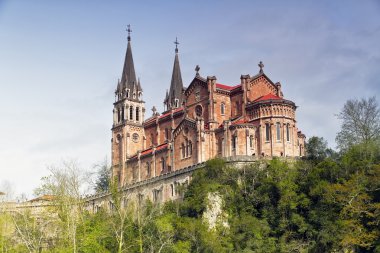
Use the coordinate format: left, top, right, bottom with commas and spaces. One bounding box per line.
0, 0, 379, 197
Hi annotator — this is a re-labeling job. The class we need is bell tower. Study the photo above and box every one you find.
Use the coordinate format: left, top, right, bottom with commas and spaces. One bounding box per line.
111, 25, 145, 187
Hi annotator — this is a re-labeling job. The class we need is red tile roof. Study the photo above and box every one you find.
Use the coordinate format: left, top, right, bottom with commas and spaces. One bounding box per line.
156, 143, 168, 151
231, 118, 249, 125
141, 148, 153, 156
254, 93, 282, 102
216, 83, 241, 91
139, 143, 169, 157
28, 195, 55, 202
158, 107, 184, 119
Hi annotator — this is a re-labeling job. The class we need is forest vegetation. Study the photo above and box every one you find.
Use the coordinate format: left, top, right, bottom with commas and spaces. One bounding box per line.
0, 97, 379, 253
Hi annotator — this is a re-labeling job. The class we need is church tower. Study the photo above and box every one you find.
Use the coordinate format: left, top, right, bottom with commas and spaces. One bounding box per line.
112, 25, 145, 186
164, 38, 184, 111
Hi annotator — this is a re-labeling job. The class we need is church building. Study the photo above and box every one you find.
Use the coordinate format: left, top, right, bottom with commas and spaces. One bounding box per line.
111, 28, 306, 187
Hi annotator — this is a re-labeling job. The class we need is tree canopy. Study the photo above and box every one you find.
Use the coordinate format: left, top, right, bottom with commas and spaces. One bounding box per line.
336, 96, 380, 150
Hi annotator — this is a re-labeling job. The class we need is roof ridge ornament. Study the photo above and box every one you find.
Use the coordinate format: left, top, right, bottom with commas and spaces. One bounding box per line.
258, 61, 264, 74
127, 24, 132, 41
195, 65, 200, 76
174, 37, 179, 53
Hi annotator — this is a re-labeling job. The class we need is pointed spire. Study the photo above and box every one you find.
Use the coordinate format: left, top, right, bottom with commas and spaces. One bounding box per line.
166, 38, 184, 109
120, 25, 138, 94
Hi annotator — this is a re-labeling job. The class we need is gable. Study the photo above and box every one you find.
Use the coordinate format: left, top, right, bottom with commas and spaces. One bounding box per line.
172, 118, 197, 139
247, 74, 278, 101
184, 76, 208, 103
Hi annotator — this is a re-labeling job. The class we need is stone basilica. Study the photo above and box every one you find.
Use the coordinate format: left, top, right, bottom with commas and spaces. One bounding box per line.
111, 29, 306, 189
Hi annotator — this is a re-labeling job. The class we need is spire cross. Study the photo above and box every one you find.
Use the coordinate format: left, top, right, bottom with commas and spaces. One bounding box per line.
127, 24, 132, 41
258, 61, 264, 73
174, 37, 179, 53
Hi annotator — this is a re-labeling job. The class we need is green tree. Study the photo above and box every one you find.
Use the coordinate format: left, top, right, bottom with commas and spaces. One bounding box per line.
34, 160, 89, 252
94, 158, 111, 193
336, 96, 380, 151
306, 136, 329, 162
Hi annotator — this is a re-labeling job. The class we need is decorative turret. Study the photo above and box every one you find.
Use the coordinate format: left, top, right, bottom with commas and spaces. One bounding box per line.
164, 37, 184, 110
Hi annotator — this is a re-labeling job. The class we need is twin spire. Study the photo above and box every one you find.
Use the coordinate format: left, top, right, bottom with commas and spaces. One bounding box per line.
165, 37, 184, 110
116, 26, 184, 111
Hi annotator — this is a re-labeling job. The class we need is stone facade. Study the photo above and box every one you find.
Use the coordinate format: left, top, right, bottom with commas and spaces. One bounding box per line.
110, 33, 306, 204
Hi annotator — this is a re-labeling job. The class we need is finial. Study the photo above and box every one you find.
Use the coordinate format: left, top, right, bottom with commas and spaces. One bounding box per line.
174, 37, 179, 53
258, 61, 264, 73
152, 106, 157, 116
195, 65, 200, 76
127, 24, 132, 41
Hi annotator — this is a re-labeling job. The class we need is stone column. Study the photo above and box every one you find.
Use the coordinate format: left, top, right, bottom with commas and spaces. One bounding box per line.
137, 152, 141, 182
245, 129, 249, 156
270, 122, 274, 157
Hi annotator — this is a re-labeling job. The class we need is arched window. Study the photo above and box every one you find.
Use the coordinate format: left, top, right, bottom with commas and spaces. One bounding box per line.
195, 105, 202, 117
174, 99, 179, 108
189, 141, 192, 156
232, 136, 237, 150
249, 135, 254, 148
126, 89, 130, 98
181, 143, 185, 158
121, 108, 124, 121
129, 106, 133, 120
276, 122, 281, 141
136, 107, 140, 121
221, 103, 225, 115
286, 124, 290, 142
117, 108, 120, 122
265, 123, 270, 141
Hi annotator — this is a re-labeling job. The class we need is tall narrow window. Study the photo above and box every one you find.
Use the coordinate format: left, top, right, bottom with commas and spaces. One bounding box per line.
146, 162, 151, 178
165, 128, 169, 140
236, 101, 240, 115
276, 122, 281, 141
232, 136, 237, 150
117, 109, 120, 122
150, 133, 154, 146
249, 135, 254, 148
181, 143, 185, 158
136, 107, 140, 121
221, 103, 225, 115
265, 123, 270, 141
121, 108, 124, 121
185, 140, 189, 157
174, 99, 179, 108
161, 157, 165, 172
126, 89, 130, 98
286, 124, 290, 142
129, 106, 133, 120
189, 141, 192, 156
